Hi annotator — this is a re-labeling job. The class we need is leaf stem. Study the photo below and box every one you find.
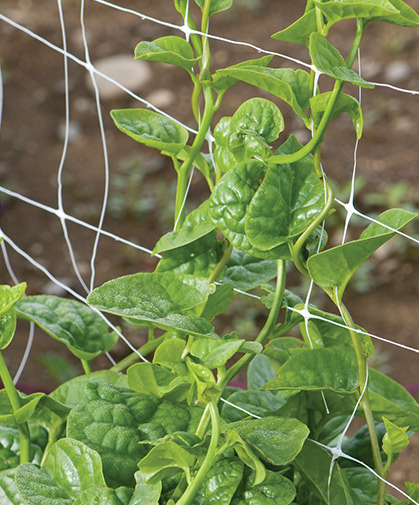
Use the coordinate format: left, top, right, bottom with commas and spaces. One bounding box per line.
0, 351, 31, 463
110, 334, 165, 373
81, 359, 92, 375
208, 242, 233, 284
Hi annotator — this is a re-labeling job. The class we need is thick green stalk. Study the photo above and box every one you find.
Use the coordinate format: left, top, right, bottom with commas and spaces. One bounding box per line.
0, 351, 31, 463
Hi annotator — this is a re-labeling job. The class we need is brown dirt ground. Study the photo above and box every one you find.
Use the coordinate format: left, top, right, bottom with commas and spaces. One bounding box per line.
1, 0, 419, 496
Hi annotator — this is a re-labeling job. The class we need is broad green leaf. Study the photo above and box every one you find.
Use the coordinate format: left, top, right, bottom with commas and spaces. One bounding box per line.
0, 283, 26, 314
15, 463, 73, 505
42, 438, 107, 498
0, 426, 42, 470
0, 308, 16, 350
245, 144, 324, 251
16, 295, 119, 361
213, 67, 311, 125
221, 250, 278, 291
153, 338, 188, 375
190, 337, 262, 369
110, 109, 188, 154
382, 417, 410, 467
66, 381, 159, 487
201, 283, 235, 321
222, 432, 266, 485
153, 201, 215, 254
231, 98, 284, 144
272, 9, 317, 45
314, 0, 400, 24
130, 471, 161, 505
343, 467, 378, 504
194, 0, 233, 15
209, 159, 291, 260
247, 354, 278, 390
156, 233, 224, 278
212, 55, 273, 94
228, 416, 310, 466
309, 32, 374, 88
0, 468, 22, 505
87, 272, 218, 338
138, 441, 196, 484
374, 0, 419, 26
192, 457, 244, 505
310, 91, 364, 139
307, 209, 417, 300
340, 422, 387, 468
73, 486, 132, 505
232, 470, 296, 505
263, 348, 359, 393
263, 337, 305, 364
134, 36, 198, 71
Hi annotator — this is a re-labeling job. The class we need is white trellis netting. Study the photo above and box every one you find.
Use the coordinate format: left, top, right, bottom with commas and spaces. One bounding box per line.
1, 0, 419, 500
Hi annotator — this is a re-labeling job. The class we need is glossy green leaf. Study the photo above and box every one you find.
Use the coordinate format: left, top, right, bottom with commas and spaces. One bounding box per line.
212, 55, 274, 94
201, 283, 234, 321
245, 144, 324, 251
66, 381, 159, 487
344, 467, 378, 504
213, 67, 311, 125
110, 109, 188, 154
309, 32, 374, 88
0, 283, 26, 314
73, 486, 132, 505
16, 295, 119, 361
192, 457, 244, 505
221, 250, 278, 291
87, 272, 217, 338
209, 159, 291, 260
15, 463, 73, 505
315, 0, 400, 24
130, 471, 161, 505
307, 209, 417, 300
134, 36, 197, 71
232, 470, 296, 505
263, 348, 359, 393
0, 308, 17, 350
374, 0, 419, 26
153, 201, 215, 254
194, 0, 233, 15
263, 337, 305, 364
382, 417, 410, 467
190, 336, 261, 369
138, 441, 196, 484
0, 468, 22, 505
229, 416, 309, 466
272, 9, 317, 45
247, 354, 278, 390
153, 339, 188, 375
310, 91, 364, 139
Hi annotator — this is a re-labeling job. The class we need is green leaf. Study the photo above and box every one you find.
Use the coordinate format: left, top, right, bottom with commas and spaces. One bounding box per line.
405, 482, 419, 503
66, 381, 159, 487
221, 250, 278, 291
110, 109, 189, 154
73, 486, 132, 505
228, 416, 309, 466
16, 295, 119, 361
340, 422, 387, 468
382, 417, 410, 467
190, 337, 261, 369
194, 0, 233, 15
138, 441, 196, 484
213, 67, 311, 125
232, 470, 296, 505
130, 471, 161, 505
201, 283, 235, 321
15, 463, 73, 505
272, 9, 317, 45
0, 468, 22, 505
0, 308, 17, 350
307, 209, 417, 300
192, 457, 244, 505
263, 337, 305, 364
212, 56, 273, 94
262, 348, 359, 393
309, 32, 374, 88
209, 159, 291, 260
87, 272, 218, 338
245, 143, 325, 251
0, 283, 26, 314
0, 425, 42, 471
375, 0, 419, 27
310, 91, 364, 139
315, 0, 400, 24
153, 201, 215, 254
134, 36, 198, 71
153, 339, 188, 376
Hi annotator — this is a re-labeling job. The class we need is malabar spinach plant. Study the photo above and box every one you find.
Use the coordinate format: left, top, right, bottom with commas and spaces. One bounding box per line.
2, 1, 419, 504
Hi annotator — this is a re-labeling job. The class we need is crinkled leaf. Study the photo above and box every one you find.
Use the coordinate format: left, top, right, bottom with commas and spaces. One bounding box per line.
233, 470, 296, 505
138, 441, 196, 484
87, 272, 217, 338
0, 283, 26, 314
110, 109, 188, 154
153, 201, 215, 254
134, 36, 198, 71
272, 9, 317, 45
16, 295, 119, 361
209, 159, 291, 260
213, 67, 311, 125
310, 91, 364, 139
315, 0, 400, 25
201, 283, 235, 321
0, 468, 22, 505
192, 457, 244, 505
263, 347, 359, 393
228, 416, 309, 466
382, 417, 410, 466
66, 381, 159, 487
221, 250, 278, 291
245, 143, 324, 251
0, 308, 17, 350
309, 32, 374, 88
307, 209, 417, 300
194, 0, 233, 15
15, 463, 73, 505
